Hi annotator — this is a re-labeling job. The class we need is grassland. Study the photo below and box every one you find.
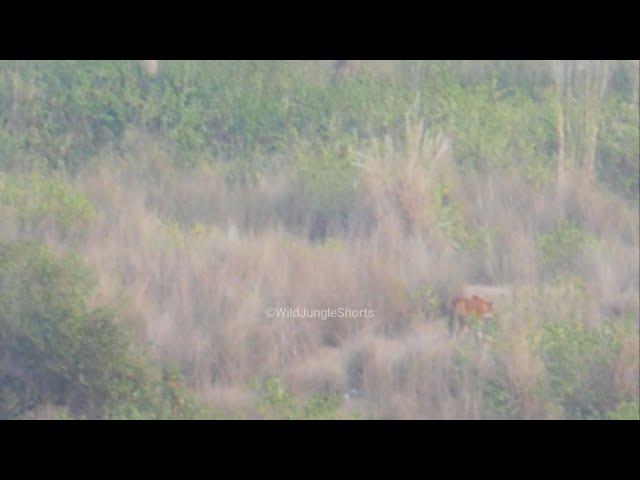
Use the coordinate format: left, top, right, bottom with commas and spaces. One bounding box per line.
0, 60, 638, 419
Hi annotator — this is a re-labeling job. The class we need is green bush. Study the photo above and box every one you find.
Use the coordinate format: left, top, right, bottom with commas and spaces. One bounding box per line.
479, 316, 635, 420
431, 180, 487, 251
415, 63, 555, 173
0, 241, 209, 419
257, 376, 343, 419
1, 60, 636, 197
0, 60, 636, 188
537, 221, 592, 274
0, 172, 95, 235
598, 93, 640, 199
606, 401, 640, 420
537, 320, 622, 419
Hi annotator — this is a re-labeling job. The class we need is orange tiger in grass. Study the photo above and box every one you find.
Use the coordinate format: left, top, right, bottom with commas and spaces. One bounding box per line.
449, 295, 494, 336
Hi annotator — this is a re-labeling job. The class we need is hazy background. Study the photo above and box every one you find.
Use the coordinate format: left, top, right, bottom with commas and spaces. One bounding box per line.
0, 60, 638, 419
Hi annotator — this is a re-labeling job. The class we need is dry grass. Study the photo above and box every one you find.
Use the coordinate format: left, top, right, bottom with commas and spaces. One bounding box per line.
4, 123, 638, 419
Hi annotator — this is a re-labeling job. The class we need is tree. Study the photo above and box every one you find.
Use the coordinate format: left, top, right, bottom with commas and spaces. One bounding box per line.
551, 60, 613, 189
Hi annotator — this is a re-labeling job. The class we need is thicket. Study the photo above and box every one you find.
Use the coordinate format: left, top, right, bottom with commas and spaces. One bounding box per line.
0, 241, 209, 419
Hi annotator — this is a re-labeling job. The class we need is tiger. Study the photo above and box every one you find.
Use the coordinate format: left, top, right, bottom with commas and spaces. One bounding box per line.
449, 295, 494, 336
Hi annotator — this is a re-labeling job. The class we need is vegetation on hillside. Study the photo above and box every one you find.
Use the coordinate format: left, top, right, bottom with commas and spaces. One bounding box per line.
0, 60, 637, 419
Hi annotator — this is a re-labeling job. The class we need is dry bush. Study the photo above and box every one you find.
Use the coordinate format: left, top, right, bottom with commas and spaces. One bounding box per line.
357, 117, 454, 240
200, 385, 257, 419
4, 120, 636, 419
69, 131, 635, 418
285, 347, 347, 397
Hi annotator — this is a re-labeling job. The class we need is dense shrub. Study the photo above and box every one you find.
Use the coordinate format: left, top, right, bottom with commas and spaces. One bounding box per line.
1, 60, 636, 197
598, 93, 640, 198
0, 172, 95, 237
537, 320, 620, 419
0, 242, 208, 419
537, 222, 599, 278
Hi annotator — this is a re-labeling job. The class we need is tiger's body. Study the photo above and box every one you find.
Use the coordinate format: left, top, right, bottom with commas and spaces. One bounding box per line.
449, 295, 494, 336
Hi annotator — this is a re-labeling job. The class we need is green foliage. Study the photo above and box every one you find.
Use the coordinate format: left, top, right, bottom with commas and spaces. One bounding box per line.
414, 63, 556, 172
606, 401, 640, 420
537, 221, 592, 273
0, 60, 636, 192
598, 93, 640, 199
479, 310, 634, 420
0, 61, 408, 176
0, 61, 140, 171
431, 180, 488, 251
257, 376, 342, 419
0, 60, 636, 209
536, 320, 621, 419
482, 378, 515, 419
0, 172, 95, 235
301, 392, 343, 420
432, 181, 468, 246
294, 140, 360, 237
408, 284, 441, 321
0, 241, 210, 419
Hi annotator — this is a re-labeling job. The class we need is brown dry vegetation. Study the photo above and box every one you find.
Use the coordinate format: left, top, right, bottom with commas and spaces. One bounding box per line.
1, 60, 638, 419
5, 120, 637, 419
